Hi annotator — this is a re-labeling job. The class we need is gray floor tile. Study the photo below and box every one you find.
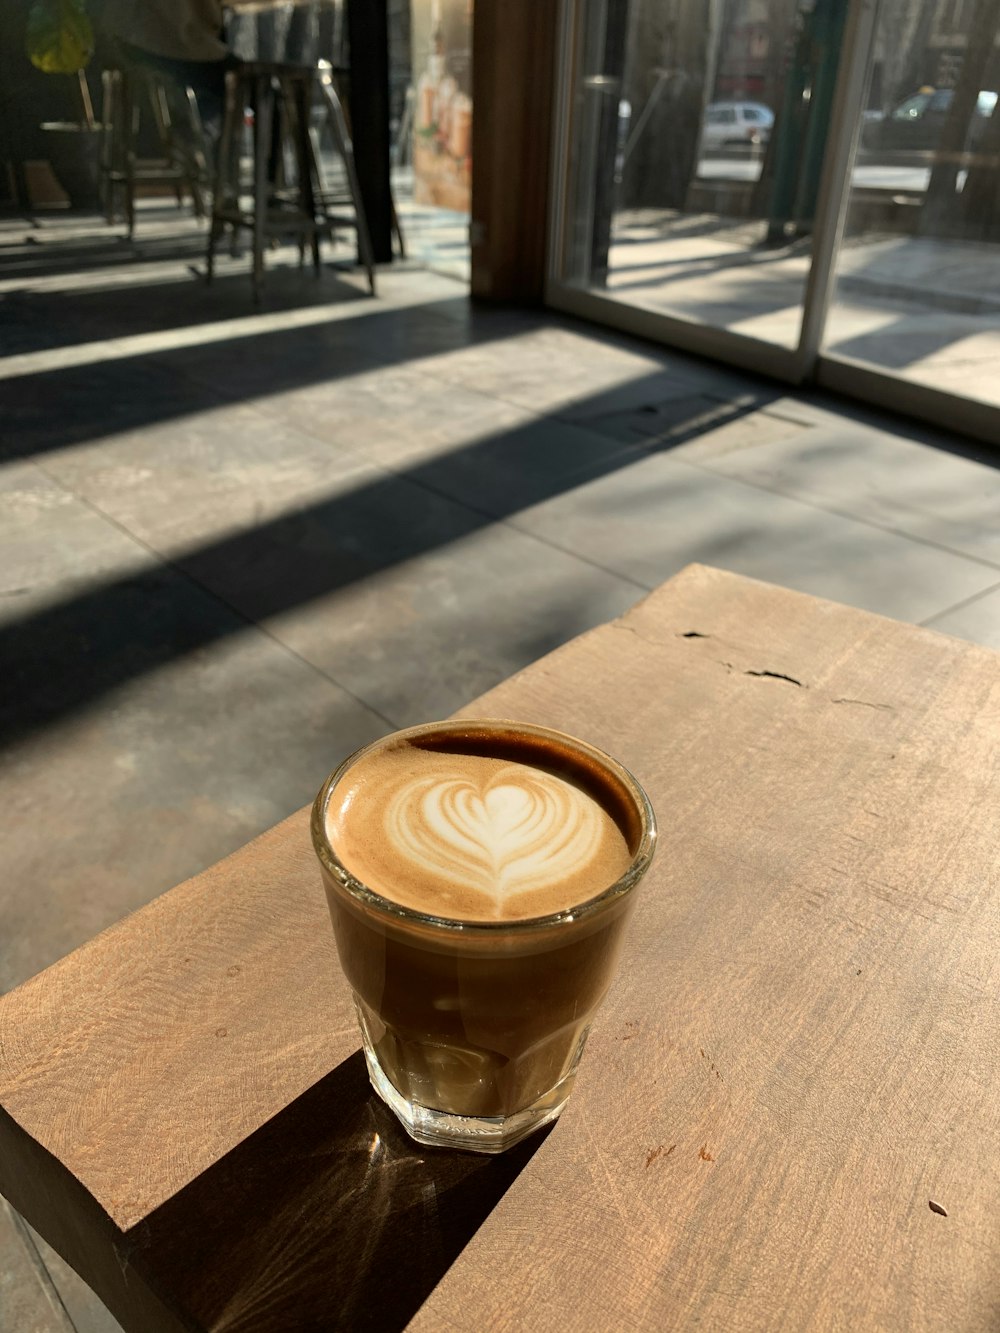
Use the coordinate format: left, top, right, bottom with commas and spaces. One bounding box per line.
147, 468, 640, 724
0, 1200, 73, 1333
1, 263, 368, 362
1, 358, 228, 466
398, 416, 647, 514
580, 391, 810, 461
261, 521, 644, 726
557, 378, 724, 430
922, 582, 1000, 648
558, 364, 764, 427
167, 467, 485, 616
1, 571, 387, 993
508, 449, 999, 624
411, 291, 546, 336
695, 425, 1000, 567
659, 403, 811, 461
416, 325, 685, 414
41, 402, 374, 552
0, 463, 151, 621
360, 265, 468, 308
155, 300, 488, 410
245, 364, 533, 465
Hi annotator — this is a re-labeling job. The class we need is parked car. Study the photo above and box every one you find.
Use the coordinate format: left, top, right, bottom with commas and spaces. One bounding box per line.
861, 86, 998, 151
699, 101, 774, 152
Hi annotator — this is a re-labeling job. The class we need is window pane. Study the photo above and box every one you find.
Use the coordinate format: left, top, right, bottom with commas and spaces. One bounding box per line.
560, 0, 849, 351
824, 0, 1000, 410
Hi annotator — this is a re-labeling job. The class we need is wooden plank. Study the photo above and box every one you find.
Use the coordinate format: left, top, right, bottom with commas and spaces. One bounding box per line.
1, 565, 999, 1331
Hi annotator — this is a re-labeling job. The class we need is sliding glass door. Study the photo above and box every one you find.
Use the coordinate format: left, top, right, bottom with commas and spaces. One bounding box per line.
548, 0, 1000, 442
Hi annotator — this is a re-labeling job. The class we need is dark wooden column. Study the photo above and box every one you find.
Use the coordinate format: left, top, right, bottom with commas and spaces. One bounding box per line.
470, 0, 560, 304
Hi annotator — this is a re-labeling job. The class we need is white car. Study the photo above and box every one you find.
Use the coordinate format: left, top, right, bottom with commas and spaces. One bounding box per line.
700, 101, 774, 151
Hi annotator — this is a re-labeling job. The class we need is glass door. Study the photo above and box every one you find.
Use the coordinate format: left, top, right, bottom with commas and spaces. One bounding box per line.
552, 0, 856, 375
548, 0, 1000, 444
818, 0, 1000, 434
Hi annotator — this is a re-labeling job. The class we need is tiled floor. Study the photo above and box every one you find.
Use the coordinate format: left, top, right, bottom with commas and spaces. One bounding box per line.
2, 205, 999, 1331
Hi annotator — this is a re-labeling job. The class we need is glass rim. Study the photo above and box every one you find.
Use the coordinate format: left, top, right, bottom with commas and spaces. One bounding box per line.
310, 718, 657, 935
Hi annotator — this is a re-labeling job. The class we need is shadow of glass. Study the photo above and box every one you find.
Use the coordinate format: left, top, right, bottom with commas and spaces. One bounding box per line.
134, 1051, 550, 1332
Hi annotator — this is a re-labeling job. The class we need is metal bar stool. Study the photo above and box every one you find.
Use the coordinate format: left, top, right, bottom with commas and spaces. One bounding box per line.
207, 61, 379, 302
99, 66, 209, 238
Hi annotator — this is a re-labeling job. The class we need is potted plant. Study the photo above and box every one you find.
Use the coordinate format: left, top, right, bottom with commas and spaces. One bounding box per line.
26, 0, 101, 208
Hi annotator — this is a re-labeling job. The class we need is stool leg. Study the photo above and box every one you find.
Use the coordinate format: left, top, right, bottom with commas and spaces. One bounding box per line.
252, 74, 273, 303
183, 87, 209, 220
123, 74, 137, 240
207, 69, 238, 283
290, 83, 307, 270
318, 74, 376, 294
289, 76, 321, 278
99, 70, 113, 221
391, 195, 406, 260
111, 70, 127, 224
302, 124, 325, 265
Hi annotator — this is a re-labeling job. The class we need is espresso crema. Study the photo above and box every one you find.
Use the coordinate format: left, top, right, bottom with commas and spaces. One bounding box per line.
325, 727, 633, 921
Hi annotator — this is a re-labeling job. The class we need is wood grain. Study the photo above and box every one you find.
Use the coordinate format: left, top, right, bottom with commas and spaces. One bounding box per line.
1, 565, 999, 1330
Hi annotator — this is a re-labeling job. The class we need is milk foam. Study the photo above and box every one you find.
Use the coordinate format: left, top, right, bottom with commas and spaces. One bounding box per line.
387, 767, 605, 899
326, 734, 632, 921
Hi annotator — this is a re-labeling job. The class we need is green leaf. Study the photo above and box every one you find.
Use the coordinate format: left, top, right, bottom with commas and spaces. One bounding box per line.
26, 0, 94, 75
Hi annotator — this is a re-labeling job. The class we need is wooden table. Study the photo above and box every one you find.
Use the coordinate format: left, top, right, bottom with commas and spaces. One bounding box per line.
1, 565, 998, 1331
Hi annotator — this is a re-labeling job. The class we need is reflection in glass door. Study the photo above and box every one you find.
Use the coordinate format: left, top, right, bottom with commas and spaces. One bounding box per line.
556, 0, 852, 362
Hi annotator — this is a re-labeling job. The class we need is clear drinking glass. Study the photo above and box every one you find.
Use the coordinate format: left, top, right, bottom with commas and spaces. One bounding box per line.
311, 720, 657, 1154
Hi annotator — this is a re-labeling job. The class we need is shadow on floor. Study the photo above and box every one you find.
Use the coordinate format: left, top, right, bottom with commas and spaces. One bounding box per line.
0, 361, 776, 752
0, 266, 375, 357
0, 295, 526, 462
0, 226, 212, 283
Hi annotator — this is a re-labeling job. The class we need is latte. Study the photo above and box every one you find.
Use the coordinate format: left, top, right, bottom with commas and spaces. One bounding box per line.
324, 729, 633, 921
312, 720, 656, 1151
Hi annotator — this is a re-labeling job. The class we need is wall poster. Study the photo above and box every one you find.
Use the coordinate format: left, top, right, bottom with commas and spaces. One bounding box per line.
411, 0, 472, 213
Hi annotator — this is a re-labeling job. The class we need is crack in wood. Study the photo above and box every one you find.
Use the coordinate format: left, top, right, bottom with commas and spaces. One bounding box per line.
744, 669, 803, 687
831, 697, 894, 711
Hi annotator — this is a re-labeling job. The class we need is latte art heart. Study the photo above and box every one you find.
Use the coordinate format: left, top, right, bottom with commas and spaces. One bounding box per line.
385, 767, 605, 908
326, 733, 634, 921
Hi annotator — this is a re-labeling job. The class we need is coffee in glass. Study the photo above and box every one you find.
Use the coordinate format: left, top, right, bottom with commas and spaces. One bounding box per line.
312, 719, 656, 1153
